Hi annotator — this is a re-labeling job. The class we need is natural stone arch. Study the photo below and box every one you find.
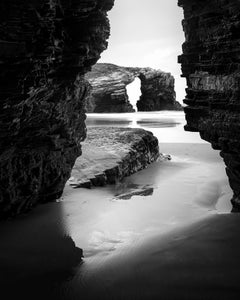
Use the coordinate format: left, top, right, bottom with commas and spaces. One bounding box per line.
85, 63, 182, 113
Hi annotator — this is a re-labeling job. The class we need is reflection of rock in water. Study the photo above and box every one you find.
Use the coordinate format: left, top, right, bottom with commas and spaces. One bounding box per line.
115, 186, 154, 200
86, 118, 131, 127
137, 119, 181, 128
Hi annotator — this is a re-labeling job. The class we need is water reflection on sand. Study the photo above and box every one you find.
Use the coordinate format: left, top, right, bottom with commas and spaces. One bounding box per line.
86, 111, 204, 143
59, 111, 233, 299
0, 111, 233, 300
62, 112, 232, 265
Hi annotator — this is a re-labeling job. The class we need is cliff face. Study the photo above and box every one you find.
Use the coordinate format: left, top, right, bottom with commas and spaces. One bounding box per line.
85, 63, 135, 112
137, 69, 182, 111
0, 0, 114, 218
178, 0, 240, 209
85, 63, 182, 112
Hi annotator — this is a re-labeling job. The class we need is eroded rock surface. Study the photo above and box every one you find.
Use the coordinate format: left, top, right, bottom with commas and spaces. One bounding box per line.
85, 63, 182, 112
0, 0, 114, 218
68, 127, 160, 188
179, 0, 240, 208
85, 63, 135, 112
137, 68, 182, 111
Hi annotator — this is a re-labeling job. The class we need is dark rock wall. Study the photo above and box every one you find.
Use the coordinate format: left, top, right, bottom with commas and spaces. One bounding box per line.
0, 0, 114, 218
85, 63, 181, 112
178, 0, 240, 208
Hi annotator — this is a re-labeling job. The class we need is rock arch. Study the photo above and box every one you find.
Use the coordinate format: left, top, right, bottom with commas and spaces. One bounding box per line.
85, 63, 182, 112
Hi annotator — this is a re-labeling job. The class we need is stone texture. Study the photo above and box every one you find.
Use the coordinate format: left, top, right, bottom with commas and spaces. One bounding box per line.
178, 0, 240, 209
0, 0, 114, 218
68, 127, 160, 188
1, 0, 240, 217
85, 63, 135, 112
136, 68, 182, 111
85, 63, 182, 112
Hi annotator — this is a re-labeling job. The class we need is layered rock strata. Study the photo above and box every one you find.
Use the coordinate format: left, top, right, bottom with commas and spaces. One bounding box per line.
0, 0, 114, 218
178, 0, 240, 209
68, 127, 160, 188
85, 63, 182, 112
136, 69, 182, 111
85, 63, 135, 112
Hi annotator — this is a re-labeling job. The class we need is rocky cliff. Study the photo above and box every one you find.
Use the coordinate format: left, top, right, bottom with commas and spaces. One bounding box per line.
0, 0, 114, 218
178, 0, 240, 209
85, 63, 182, 112
85, 63, 135, 112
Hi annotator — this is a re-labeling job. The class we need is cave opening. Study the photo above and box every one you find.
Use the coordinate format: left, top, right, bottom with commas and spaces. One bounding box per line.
126, 77, 141, 111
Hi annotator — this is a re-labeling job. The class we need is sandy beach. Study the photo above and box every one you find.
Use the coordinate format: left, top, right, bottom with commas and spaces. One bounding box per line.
69, 214, 240, 300
0, 112, 238, 299
0, 139, 236, 299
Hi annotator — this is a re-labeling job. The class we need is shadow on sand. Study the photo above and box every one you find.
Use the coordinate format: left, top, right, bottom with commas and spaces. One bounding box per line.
0, 202, 83, 300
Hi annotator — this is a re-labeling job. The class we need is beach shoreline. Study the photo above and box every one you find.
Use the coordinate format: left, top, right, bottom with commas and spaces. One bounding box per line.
0, 138, 235, 299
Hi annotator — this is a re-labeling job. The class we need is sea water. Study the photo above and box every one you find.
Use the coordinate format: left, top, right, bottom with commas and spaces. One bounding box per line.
86, 111, 204, 143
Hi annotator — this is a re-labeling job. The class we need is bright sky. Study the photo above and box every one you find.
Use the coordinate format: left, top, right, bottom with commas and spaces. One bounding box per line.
99, 0, 186, 104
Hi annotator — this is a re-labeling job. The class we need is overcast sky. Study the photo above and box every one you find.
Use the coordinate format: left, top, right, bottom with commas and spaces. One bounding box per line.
99, 0, 186, 103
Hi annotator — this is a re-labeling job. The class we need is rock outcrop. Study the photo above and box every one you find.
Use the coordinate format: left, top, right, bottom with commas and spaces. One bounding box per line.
0, 0, 114, 218
178, 0, 240, 209
85, 63, 135, 112
68, 127, 160, 188
85, 63, 182, 112
136, 69, 182, 111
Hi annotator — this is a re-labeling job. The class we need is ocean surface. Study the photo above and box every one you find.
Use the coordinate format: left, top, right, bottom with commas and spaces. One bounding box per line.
0, 111, 233, 299
86, 111, 204, 143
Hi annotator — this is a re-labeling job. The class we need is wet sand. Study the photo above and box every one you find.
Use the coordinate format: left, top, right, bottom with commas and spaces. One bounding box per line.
59, 142, 237, 299
71, 214, 240, 300
0, 112, 239, 299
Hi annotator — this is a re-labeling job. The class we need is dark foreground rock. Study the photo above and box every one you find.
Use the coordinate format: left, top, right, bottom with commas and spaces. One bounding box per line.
85, 63, 182, 113
179, 0, 240, 209
0, 0, 113, 218
68, 127, 160, 188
